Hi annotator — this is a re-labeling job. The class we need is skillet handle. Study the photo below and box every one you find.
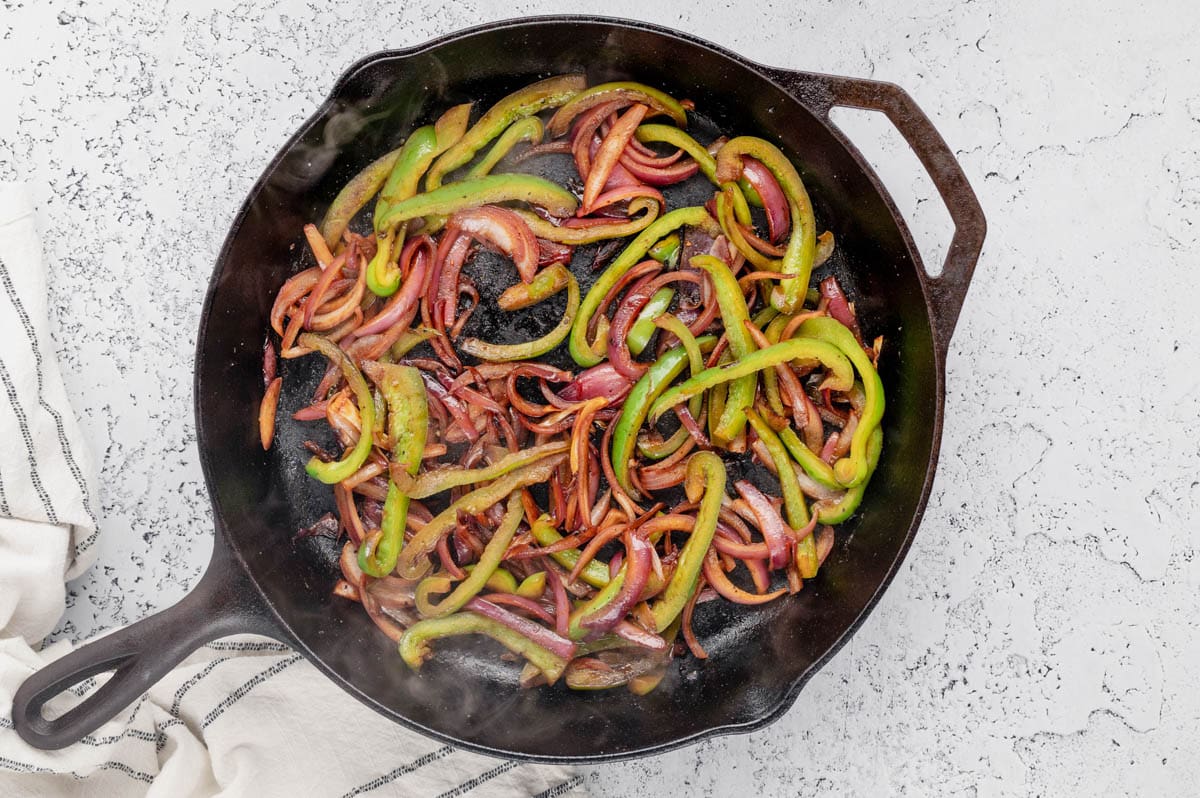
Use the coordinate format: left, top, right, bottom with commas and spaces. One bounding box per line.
11, 539, 283, 750
766, 68, 987, 353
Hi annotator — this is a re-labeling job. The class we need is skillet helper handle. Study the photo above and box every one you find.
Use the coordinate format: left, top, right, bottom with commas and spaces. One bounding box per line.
11, 541, 280, 750
766, 68, 987, 353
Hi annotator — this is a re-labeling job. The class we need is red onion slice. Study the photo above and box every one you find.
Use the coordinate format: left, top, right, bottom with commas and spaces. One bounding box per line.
557, 363, 634, 404
819, 276, 865, 344
466, 597, 578, 660
741, 157, 791, 243
582, 104, 649, 213
450, 206, 540, 284
357, 236, 433, 337
734, 480, 793, 570
618, 155, 700, 186
606, 271, 659, 379
579, 533, 653, 635
614, 619, 668, 651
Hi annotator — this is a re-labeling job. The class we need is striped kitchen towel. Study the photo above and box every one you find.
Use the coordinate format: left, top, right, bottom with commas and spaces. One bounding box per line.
0, 181, 588, 797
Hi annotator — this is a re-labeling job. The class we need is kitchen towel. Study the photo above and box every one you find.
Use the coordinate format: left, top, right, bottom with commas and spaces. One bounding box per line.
0, 181, 587, 797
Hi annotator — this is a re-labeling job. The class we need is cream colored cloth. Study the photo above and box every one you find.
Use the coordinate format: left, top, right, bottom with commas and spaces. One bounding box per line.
0, 181, 99, 644
0, 182, 587, 797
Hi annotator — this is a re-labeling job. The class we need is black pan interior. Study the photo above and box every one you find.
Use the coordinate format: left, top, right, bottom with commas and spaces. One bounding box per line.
195, 19, 938, 760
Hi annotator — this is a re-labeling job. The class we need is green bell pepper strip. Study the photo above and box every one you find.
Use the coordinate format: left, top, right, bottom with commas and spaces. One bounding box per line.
690, 254, 758, 443
376, 127, 439, 221
634, 329, 716, 459
414, 574, 453, 616
530, 516, 611, 589
575, 633, 639, 657
650, 336, 854, 424
813, 427, 883, 523
400, 441, 569, 499
458, 272, 579, 362
795, 317, 884, 487
366, 106, 471, 296
417, 493, 524, 618
614, 333, 691, 482
610, 336, 716, 498
715, 136, 817, 314
466, 116, 544, 178
427, 74, 586, 190
371, 388, 387, 445
706, 350, 730, 441
654, 314, 704, 380
516, 571, 547, 599
648, 233, 681, 265
636, 426, 690, 460
655, 313, 706, 425
564, 643, 672, 691
366, 130, 435, 296
476, 566, 520, 594
648, 451, 725, 632
412, 566, 522, 606
399, 611, 568, 683
498, 263, 570, 311
395, 454, 567, 579
375, 173, 579, 232
415, 565, 519, 599
779, 426, 842, 490
570, 206, 719, 367
511, 196, 660, 245
745, 409, 809, 528
319, 146, 402, 248
547, 81, 688, 137
298, 334, 376, 485
358, 483, 401, 575
728, 177, 754, 224
626, 287, 674, 356
386, 327, 437, 361
358, 363, 427, 577
752, 306, 780, 327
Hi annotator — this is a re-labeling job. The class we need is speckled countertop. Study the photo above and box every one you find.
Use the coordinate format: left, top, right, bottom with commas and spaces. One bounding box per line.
3, 0, 1197, 794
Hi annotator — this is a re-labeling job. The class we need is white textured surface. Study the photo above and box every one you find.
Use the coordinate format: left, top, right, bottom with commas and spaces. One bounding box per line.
3, 0, 1198, 793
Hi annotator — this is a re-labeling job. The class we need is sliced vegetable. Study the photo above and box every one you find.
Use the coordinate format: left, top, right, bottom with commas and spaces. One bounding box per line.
427, 74, 586, 189
467, 116, 545, 178
399, 611, 569, 683
649, 452, 724, 631
376, 174, 579, 232
715, 136, 817, 314
358, 362, 427, 577
650, 337, 854, 424
795, 317, 884, 487
299, 334, 376, 485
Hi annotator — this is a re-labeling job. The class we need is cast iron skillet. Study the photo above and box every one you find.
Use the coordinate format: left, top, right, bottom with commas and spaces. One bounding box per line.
14, 16, 985, 761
